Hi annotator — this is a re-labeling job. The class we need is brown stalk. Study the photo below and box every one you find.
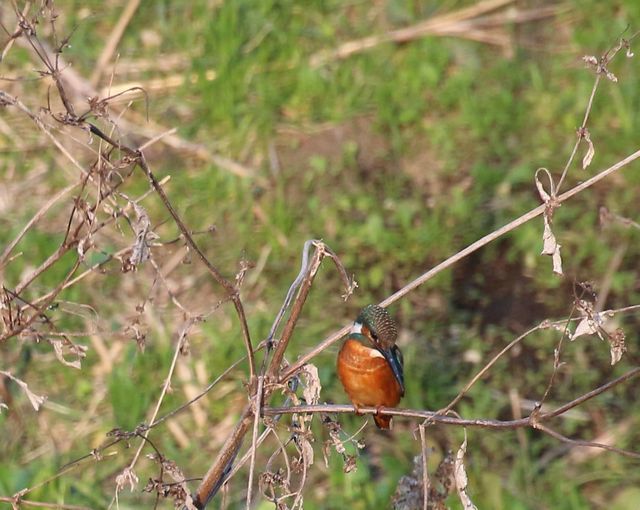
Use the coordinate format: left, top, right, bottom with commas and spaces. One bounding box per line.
0, 496, 91, 510
192, 405, 254, 509
193, 240, 352, 508
272, 366, 640, 422
0, 180, 78, 270
8, 28, 259, 375
418, 423, 429, 510
123, 317, 200, 474
264, 366, 640, 461
266, 241, 325, 379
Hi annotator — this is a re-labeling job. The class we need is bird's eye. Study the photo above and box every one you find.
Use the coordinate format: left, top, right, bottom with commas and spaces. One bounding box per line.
370, 331, 379, 341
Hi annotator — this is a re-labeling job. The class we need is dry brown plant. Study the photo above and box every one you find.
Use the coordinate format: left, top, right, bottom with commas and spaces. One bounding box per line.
1, 3, 640, 510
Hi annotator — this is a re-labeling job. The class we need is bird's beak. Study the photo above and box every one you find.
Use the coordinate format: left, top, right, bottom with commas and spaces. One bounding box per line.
379, 347, 405, 397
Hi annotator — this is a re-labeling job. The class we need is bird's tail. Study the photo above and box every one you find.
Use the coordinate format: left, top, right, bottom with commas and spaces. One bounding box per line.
374, 413, 392, 429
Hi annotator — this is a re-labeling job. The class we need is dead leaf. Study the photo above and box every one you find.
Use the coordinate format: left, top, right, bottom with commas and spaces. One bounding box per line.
582, 129, 595, 169
300, 363, 321, 406
454, 432, 478, 510
534, 167, 553, 202
51, 339, 87, 369
609, 328, 626, 365
535, 168, 563, 275
343, 454, 358, 473
126, 203, 158, 270
572, 316, 599, 340
297, 433, 314, 468
571, 303, 607, 342
0, 371, 46, 411
115, 467, 139, 492
541, 214, 563, 275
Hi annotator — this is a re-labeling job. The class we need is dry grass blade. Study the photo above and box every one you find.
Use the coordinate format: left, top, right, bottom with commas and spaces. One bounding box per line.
0, 370, 46, 411
309, 0, 559, 67
90, 0, 141, 87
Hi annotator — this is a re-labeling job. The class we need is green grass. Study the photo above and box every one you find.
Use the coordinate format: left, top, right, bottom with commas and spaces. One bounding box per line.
2, 0, 640, 508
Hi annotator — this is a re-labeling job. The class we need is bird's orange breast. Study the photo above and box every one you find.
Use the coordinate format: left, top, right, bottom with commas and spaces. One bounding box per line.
337, 339, 403, 428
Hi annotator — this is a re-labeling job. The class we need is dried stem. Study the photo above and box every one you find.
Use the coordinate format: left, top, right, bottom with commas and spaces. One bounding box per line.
123, 317, 199, 474
0, 182, 79, 268
265, 366, 640, 460
267, 241, 325, 378
245, 375, 265, 510
0, 496, 91, 510
419, 423, 429, 510
192, 405, 254, 509
281, 146, 640, 382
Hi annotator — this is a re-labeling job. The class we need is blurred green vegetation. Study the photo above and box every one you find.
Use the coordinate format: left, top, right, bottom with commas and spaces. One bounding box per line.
2, 0, 640, 508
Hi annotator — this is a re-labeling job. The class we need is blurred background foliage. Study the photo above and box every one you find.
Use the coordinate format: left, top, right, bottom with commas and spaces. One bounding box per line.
1, 0, 640, 508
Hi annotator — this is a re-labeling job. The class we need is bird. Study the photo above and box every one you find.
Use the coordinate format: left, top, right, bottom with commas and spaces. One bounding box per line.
337, 304, 404, 429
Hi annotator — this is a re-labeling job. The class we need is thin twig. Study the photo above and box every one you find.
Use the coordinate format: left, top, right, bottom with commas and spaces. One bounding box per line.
419, 423, 429, 510
267, 241, 326, 378
192, 406, 254, 509
246, 375, 265, 510
124, 316, 199, 474
281, 146, 640, 382
535, 422, 640, 459
0, 496, 92, 510
268, 367, 640, 435
0, 179, 78, 271
135, 152, 256, 381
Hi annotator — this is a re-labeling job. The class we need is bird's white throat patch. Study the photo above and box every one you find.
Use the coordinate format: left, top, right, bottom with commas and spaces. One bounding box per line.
367, 348, 384, 358
351, 321, 383, 358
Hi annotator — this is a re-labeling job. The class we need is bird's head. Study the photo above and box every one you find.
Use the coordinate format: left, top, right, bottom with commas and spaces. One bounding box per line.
350, 304, 404, 396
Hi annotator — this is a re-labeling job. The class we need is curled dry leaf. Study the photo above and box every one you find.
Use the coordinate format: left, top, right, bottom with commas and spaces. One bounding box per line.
571, 300, 604, 342
541, 215, 563, 275
115, 466, 139, 493
343, 454, 358, 474
571, 314, 604, 341
300, 363, 321, 407
51, 339, 87, 369
454, 432, 478, 510
0, 370, 47, 411
571, 309, 625, 365
321, 415, 364, 474
126, 203, 158, 270
605, 70, 618, 82
535, 168, 563, 275
534, 168, 554, 202
609, 328, 626, 366
294, 432, 314, 469
581, 128, 595, 169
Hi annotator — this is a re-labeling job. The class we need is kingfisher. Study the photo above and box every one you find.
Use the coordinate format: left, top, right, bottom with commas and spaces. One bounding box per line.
337, 304, 404, 429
